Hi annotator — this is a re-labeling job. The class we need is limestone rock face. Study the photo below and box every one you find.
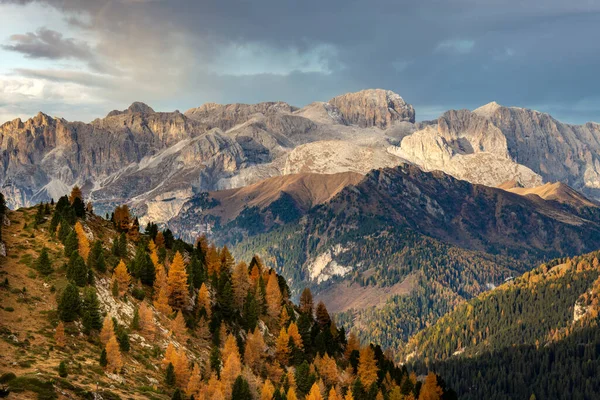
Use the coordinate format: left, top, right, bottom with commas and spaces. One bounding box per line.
327, 89, 416, 128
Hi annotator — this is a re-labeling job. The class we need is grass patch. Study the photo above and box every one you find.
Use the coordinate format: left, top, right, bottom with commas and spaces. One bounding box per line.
6, 375, 58, 400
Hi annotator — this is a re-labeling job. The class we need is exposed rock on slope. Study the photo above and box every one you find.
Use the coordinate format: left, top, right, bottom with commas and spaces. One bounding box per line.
328, 89, 416, 127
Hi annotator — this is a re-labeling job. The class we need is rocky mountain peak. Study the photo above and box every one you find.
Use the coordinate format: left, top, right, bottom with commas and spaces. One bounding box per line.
106, 102, 155, 117
327, 88, 415, 128
473, 101, 503, 118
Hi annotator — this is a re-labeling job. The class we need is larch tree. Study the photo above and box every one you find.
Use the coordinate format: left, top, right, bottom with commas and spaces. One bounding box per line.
74, 222, 90, 261
196, 282, 211, 318
163, 342, 178, 369
329, 387, 341, 400
174, 348, 190, 388
232, 261, 250, 309
186, 363, 202, 398
279, 307, 290, 328
266, 271, 282, 319
287, 322, 303, 350
345, 332, 360, 360
244, 328, 266, 372
139, 302, 156, 340
315, 301, 331, 328
299, 288, 314, 315
100, 315, 115, 345
154, 285, 173, 316
357, 346, 379, 388
287, 387, 298, 400
275, 327, 291, 366
69, 186, 83, 204
112, 260, 131, 296
418, 372, 443, 400
206, 244, 220, 276
306, 383, 323, 400
261, 379, 275, 400
105, 335, 123, 373
344, 390, 355, 400
221, 351, 242, 398
167, 251, 189, 310
55, 322, 66, 348
170, 311, 188, 343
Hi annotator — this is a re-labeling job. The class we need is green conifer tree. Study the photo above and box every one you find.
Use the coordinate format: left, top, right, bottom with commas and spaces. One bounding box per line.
36, 247, 53, 275
58, 283, 81, 322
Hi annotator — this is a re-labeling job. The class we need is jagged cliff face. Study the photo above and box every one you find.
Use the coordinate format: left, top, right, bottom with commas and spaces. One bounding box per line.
2, 89, 600, 232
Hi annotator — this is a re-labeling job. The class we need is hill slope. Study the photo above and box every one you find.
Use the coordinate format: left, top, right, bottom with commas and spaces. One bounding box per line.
405, 251, 600, 399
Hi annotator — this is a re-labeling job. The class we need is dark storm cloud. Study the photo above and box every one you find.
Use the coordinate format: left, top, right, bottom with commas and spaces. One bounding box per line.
2, 0, 600, 123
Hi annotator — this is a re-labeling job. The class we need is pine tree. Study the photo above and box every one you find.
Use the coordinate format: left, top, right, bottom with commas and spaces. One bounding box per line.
357, 346, 378, 388
315, 301, 331, 328
165, 362, 176, 386
99, 348, 108, 367
170, 311, 188, 342
112, 260, 131, 296
58, 283, 81, 322
58, 219, 71, 243
171, 388, 183, 400
299, 288, 314, 316
100, 315, 115, 345
105, 335, 123, 373
64, 230, 79, 258
231, 376, 253, 400
55, 322, 66, 348
58, 361, 68, 378
36, 247, 53, 275
131, 307, 140, 331
74, 222, 90, 261
81, 287, 102, 334
89, 240, 106, 272
266, 271, 282, 319
67, 251, 88, 286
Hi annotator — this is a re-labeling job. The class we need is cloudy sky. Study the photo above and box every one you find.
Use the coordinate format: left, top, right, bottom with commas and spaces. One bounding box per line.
1, 0, 599, 124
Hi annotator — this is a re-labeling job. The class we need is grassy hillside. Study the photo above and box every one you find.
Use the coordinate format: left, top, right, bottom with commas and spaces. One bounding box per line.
0, 193, 452, 400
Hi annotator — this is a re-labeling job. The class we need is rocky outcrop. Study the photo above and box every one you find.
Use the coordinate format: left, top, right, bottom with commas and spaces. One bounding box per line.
328, 89, 416, 128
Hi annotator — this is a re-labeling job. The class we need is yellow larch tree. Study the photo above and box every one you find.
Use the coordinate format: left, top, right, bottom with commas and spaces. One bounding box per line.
266, 271, 282, 319
279, 307, 290, 327
275, 327, 291, 366
261, 379, 275, 400
154, 285, 173, 316
205, 373, 224, 399
105, 335, 123, 373
74, 222, 90, 261
55, 321, 66, 348
162, 342, 178, 369
357, 346, 379, 388
170, 311, 188, 343
232, 261, 250, 309
287, 322, 303, 349
306, 382, 323, 400
112, 260, 131, 296
100, 315, 115, 345
139, 302, 155, 340
344, 390, 355, 400
196, 282, 211, 318
186, 363, 202, 398
286, 387, 298, 400
329, 387, 341, 400
221, 351, 242, 398
206, 244, 220, 276
69, 185, 83, 204
221, 333, 240, 365
319, 354, 338, 387
167, 251, 189, 310
174, 348, 190, 388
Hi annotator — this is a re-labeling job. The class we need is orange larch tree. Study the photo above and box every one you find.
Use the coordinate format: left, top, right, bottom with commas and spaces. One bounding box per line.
196, 282, 211, 318
112, 260, 131, 296
139, 302, 156, 340
55, 321, 66, 348
100, 315, 115, 345
167, 251, 189, 310
275, 327, 291, 366
357, 346, 379, 388
170, 311, 188, 343
266, 271, 282, 319
74, 222, 90, 261
105, 335, 123, 373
